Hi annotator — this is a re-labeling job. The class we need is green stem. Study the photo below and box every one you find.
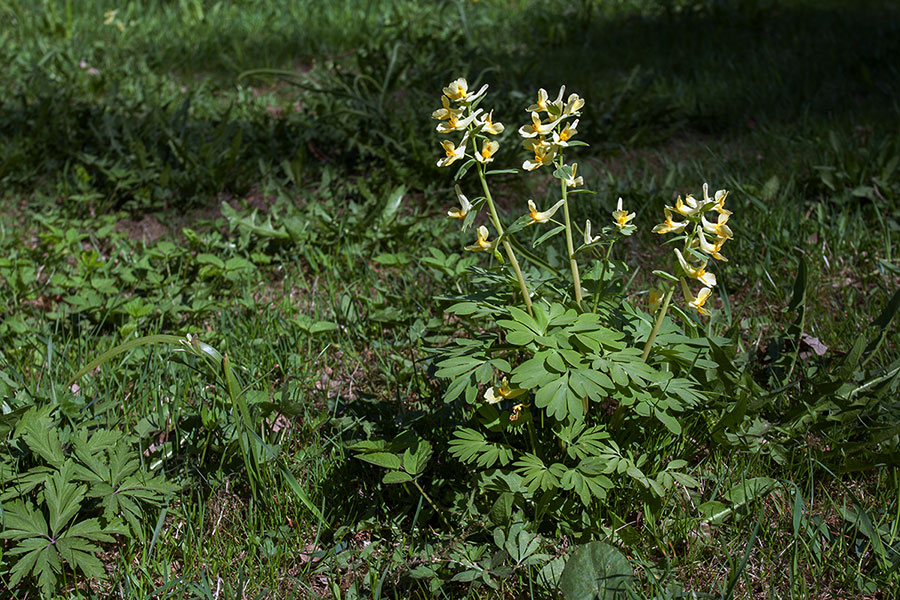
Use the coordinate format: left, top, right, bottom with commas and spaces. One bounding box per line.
412, 479, 452, 529
477, 164, 533, 316
591, 241, 615, 313
559, 165, 582, 306
526, 416, 539, 458
641, 285, 675, 362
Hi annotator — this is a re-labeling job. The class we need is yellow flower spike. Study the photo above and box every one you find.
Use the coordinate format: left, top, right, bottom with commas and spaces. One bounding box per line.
680, 278, 712, 316
436, 132, 469, 168
522, 138, 557, 171
564, 93, 585, 116
518, 112, 560, 138
525, 88, 550, 114
485, 377, 527, 404
611, 197, 635, 229
553, 119, 579, 146
478, 110, 505, 135
674, 248, 717, 288
565, 163, 583, 188
465, 225, 496, 252
474, 139, 499, 164
448, 185, 472, 219
696, 230, 729, 261
104, 9, 117, 24
701, 212, 733, 240
652, 207, 688, 234
584, 219, 601, 245
436, 108, 483, 134
526, 199, 566, 225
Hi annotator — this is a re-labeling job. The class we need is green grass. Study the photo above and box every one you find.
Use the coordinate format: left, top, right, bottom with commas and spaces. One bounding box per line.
1, 0, 899, 598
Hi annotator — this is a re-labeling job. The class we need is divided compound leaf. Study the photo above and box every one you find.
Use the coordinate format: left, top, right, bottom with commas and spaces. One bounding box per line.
449, 428, 514, 468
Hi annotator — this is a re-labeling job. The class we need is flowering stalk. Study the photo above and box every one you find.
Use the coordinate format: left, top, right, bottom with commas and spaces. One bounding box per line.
434, 78, 534, 315
641, 285, 675, 361
643, 183, 734, 360
517, 87, 587, 306
591, 239, 615, 313
558, 157, 583, 305
476, 164, 534, 316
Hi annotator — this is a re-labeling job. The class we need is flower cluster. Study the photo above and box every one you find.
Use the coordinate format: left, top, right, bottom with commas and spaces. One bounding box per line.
653, 183, 733, 315
518, 86, 584, 173
433, 77, 501, 169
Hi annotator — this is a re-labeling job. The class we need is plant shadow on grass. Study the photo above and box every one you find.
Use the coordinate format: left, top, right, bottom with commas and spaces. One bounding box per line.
497, 2, 900, 134
3, 3, 897, 214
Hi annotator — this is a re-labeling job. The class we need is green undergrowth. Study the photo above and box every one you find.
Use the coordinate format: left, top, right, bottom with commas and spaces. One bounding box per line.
1, 0, 899, 598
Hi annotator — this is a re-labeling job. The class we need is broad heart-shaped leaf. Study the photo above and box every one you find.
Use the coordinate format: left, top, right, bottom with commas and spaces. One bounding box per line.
489, 493, 514, 526
559, 541, 633, 600
402, 441, 433, 476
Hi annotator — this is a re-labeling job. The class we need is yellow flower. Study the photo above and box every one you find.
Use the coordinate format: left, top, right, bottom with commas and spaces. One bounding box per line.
652, 207, 688, 234
435, 108, 482, 134
436, 132, 469, 168
525, 88, 550, 114
509, 403, 527, 421
701, 211, 733, 240
465, 225, 496, 252
674, 248, 717, 287
475, 139, 499, 164
485, 377, 527, 404
583, 219, 601, 245
703, 183, 731, 215
669, 194, 700, 218
552, 119, 579, 146
442, 77, 488, 103
478, 110, 504, 135
611, 197, 635, 229
565, 162, 583, 188
696, 230, 728, 261
526, 199, 566, 225
104, 9, 118, 24
564, 93, 585, 116
518, 112, 560, 138
522, 138, 557, 171
432, 95, 462, 121
681, 278, 712, 316
448, 185, 472, 219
